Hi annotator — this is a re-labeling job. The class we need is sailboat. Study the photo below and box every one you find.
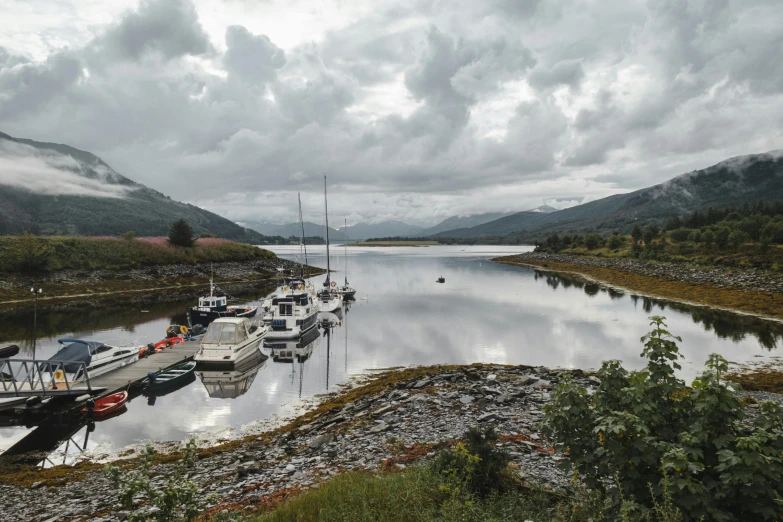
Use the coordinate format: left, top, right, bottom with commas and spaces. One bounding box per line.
336, 218, 356, 299
264, 193, 321, 339
318, 176, 342, 313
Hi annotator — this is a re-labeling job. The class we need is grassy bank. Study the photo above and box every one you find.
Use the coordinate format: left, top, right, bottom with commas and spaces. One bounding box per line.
347, 241, 439, 247
0, 235, 275, 273
495, 255, 783, 321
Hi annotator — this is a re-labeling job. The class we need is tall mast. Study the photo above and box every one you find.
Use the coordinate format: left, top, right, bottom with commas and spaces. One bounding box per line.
344, 218, 348, 286
210, 263, 214, 297
298, 193, 308, 279
323, 175, 331, 288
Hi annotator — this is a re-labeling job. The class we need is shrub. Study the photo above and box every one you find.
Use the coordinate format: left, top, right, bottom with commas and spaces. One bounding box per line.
8, 231, 52, 273
542, 316, 783, 521
715, 227, 731, 249
701, 229, 714, 246
122, 230, 136, 241
585, 234, 603, 250
104, 439, 209, 521
669, 228, 691, 243
169, 219, 194, 247
608, 233, 624, 250
728, 230, 748, 249
434, 427, 512, 499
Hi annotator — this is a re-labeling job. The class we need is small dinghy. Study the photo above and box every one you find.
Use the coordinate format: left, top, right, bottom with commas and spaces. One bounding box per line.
83, 391, 128, 418
0, 345, 20, 359
436, 276, 445, 283
144, 361, 197, 392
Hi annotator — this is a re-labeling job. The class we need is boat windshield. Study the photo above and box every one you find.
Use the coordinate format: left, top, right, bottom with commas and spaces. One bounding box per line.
203, 323, 246, 345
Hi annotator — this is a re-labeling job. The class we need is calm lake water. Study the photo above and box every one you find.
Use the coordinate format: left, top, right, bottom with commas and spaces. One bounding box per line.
1, 245, 782, 463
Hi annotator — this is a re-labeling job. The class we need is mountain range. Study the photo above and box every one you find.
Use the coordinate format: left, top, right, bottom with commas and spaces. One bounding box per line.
0, 132, 266, 242
2, 130, 780, 245
433, 151, 783, 241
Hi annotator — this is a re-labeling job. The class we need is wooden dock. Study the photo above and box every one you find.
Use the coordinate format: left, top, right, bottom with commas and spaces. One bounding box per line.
90, 341, 200, 394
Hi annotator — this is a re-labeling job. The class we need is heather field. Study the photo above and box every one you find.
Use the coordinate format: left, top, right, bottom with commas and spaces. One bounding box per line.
0, 235, 275, 273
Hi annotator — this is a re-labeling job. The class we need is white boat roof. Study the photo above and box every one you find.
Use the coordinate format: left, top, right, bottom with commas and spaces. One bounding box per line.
211, 317, 249, 325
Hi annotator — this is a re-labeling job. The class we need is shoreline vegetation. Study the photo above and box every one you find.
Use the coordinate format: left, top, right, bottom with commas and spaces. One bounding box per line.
0, 235, 323, 313
3, 321, 783, 521
495, 252, 783, 322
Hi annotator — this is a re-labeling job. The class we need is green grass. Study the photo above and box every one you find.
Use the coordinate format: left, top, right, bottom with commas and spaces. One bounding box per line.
242, 466, 557, 522
0, 235, 276, 273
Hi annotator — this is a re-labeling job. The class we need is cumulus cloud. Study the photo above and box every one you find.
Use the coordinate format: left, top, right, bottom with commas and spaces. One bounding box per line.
0, 140, 135, 198
0, 0, 781, 225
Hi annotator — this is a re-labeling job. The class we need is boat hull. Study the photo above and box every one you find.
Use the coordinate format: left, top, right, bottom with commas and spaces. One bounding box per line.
188, 306, 258, 328
265, 312, 319, 340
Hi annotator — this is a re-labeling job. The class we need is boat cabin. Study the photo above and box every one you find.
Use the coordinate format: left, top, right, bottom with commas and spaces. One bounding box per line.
201, 318, 261, 346
197, 295, 228, 312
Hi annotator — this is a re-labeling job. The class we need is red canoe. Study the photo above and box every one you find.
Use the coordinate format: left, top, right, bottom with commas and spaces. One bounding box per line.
83, 391, 128, 417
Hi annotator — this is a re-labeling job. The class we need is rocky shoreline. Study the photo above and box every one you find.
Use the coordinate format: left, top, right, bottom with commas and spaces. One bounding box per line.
501, 252, 783, 295
0, 364, 585, 522
0, 259, 324, 314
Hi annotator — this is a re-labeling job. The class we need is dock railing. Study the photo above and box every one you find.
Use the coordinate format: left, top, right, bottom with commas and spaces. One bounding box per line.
0, 359, 92, 397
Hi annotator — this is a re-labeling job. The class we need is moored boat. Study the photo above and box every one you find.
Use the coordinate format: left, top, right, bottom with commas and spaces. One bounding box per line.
83, 391, 128, 417
337, 218, 356, 299
264, 279, 320, 339
194, 317, 268, 367
143, 361, 197, 393
47, 339, 140, 380
0, 345, 19, 359
188, 269, 258, 328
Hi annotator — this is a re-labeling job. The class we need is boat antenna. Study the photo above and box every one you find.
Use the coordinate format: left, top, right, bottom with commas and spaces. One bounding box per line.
298, 192, 308, 280
210, 263, 214, 297
323, 175, 331, 289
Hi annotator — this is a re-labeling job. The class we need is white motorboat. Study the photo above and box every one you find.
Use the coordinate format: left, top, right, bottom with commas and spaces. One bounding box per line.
264, 279, 320, 339
194, 317, 268, 366
46, 339, 141, 380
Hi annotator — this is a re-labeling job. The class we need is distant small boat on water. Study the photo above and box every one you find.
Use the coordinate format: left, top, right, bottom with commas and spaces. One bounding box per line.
437, 276, 445, 283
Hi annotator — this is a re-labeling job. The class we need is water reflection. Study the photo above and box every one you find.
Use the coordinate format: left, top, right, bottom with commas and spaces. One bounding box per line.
198, 351, 268, 399
1, 246, 782, 461
533, 270, 783, 350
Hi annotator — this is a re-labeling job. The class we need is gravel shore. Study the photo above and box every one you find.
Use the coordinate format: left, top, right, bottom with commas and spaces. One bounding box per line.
0, 259, 323, 314
501, 252, 783, 295
0, 364, 584, 522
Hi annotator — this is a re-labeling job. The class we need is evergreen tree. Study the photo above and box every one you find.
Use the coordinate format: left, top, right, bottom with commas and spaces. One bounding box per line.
169, 219, 194, 247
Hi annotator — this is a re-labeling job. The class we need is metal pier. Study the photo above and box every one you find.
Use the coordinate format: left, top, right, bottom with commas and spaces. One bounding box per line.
0, 341, 200, 399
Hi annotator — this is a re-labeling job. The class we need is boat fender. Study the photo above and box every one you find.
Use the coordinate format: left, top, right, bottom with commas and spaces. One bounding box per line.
179, 325, 189, 335
147, 372, 157, 382
85, 399, 95, 411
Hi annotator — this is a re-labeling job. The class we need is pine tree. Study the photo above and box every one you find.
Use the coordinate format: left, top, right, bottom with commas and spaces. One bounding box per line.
168, 219, 194, 247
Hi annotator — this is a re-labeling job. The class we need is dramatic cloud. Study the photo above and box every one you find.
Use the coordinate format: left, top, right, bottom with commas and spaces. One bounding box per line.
0, 0, 782, 225
0, 140, 135, 198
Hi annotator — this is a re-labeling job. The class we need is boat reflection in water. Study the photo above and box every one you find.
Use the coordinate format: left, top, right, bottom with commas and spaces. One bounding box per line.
197, 350, 268, 399
263, 326, 321, 363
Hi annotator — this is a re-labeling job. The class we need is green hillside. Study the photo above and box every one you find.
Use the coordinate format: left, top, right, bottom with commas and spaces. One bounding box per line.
0, 132, 267, 243
435, 151, 783, 242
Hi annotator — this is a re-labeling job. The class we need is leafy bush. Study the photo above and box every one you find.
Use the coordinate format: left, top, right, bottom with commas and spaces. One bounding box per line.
4, 231, 53, 273
608, 233, 624, 250
169, 219, 194, 247
104, 439, 209, 521
585, 234, 603, 250
542, 316, 783, 521
433, 427, 512, 499
669, 228, 691, 243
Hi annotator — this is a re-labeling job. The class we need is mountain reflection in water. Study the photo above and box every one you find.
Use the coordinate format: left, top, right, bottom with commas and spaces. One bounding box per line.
1, 245, 782, 460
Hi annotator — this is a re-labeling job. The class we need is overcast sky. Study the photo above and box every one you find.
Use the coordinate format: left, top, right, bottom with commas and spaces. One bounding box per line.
1, 0, 782, 226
